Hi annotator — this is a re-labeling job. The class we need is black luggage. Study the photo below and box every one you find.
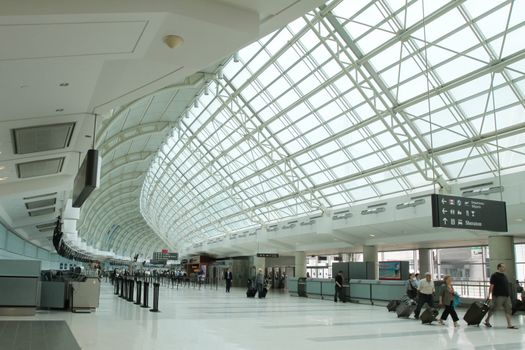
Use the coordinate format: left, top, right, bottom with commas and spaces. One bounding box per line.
512, 300, 525, 314
259, 287, 267, 298
463, 301, 489, 325
246, 287, 256, 298
396, 303, 415, 318
387, 300, 400, 312
420, 307, 439, 324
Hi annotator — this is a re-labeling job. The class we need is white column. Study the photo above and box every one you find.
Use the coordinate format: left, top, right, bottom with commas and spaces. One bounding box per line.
294, 251, 306, 278
363, 245, 378, 280
488, 235, 516, 282
419, 248, 431, 276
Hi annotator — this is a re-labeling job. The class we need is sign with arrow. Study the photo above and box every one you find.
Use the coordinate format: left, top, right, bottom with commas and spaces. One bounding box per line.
431, 194, 507, 232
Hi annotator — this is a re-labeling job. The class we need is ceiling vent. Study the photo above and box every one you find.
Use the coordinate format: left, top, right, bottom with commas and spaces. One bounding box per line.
36, 222, 56, 232
17, 157, 64, 178
25, 198, 56, 210
12, 123, 75, 154
28, 207, 55, 217
23, 192, 57, 200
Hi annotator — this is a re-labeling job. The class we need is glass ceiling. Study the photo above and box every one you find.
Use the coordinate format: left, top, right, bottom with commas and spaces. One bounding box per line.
141, 0, 525, 246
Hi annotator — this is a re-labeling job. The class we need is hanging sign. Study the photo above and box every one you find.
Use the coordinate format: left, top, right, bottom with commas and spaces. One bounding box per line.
256, 253, 279, 258
431, 194, 507, 232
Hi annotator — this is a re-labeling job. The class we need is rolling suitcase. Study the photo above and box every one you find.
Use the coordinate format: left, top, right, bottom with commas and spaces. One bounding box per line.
463, 301, 489, 325
246, 287, 256, 298
387, 300, 400, 312
259, 287, 267, 298
420, 307, 439, 324
396, 303, 415, 318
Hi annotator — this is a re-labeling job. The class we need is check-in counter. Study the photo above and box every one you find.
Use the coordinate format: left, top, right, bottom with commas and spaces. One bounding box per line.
349, 279, 406, 304
288, 277, 299, 296
40, 281, 67, 309
306, 279, 322, 298
70, 277, 100, 312
289, 277, 406, 304
0, 260, 41, 316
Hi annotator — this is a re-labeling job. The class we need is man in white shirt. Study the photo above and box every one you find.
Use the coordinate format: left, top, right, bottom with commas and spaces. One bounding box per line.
414, 272, 436, 320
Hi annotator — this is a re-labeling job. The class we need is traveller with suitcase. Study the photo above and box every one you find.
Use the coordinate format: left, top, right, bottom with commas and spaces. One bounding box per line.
438, 275, 460, 327
414, 272, 435, 320
484, 263, 518, 329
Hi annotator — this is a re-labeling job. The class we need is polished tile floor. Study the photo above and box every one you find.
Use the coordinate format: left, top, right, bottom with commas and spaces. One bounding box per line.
1, 282, 524, 350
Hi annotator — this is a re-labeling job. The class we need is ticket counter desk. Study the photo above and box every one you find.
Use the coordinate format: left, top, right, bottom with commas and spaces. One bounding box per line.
0, 260, 41, 316
289, 277, 407, 304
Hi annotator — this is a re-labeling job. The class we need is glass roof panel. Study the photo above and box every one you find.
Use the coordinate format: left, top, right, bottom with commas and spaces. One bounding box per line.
139, 0, 525, 247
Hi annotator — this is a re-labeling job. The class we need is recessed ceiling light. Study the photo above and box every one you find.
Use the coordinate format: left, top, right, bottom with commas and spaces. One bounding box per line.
0, 177, 8, 181
59, 82, 69, 87
369, 234, 375, 237
163, 35, 184, 49
56, 108, 64, 112
0, 165, 5, 170
516, 218, 523, 222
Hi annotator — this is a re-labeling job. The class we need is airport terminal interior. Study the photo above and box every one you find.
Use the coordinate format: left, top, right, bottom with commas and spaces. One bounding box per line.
1, 0, 525, 349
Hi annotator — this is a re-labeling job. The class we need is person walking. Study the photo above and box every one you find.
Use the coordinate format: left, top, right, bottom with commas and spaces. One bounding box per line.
224, 268, 233, 293
414, 272, 435, 320
484, 263, 518, 329
334, 271, 345, 303
406, 273, 418, 300
255, 268, 265, 298
438, 275, 460, 327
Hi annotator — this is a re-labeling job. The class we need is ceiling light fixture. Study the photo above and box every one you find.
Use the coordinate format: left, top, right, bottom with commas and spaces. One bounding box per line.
59, 82, 69, 87
396, 198, 425, 209
0, 177, 8, 181
361, 207, 386, 215
56, 108, 64, 112
163, 35, 184, 49
0, 165, 5, 170
233, 52, 240, 63
462, 186, 503, 197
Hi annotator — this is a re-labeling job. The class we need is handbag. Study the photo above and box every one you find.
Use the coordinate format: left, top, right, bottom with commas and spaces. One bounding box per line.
452, 293, 461, 308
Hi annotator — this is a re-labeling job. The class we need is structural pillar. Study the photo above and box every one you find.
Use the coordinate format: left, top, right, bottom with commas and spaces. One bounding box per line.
295, 251, 307, 278
252, 256, 266, 281
363, 245, 378, 280
488, 235, 516, 282
418, 248, 431, 276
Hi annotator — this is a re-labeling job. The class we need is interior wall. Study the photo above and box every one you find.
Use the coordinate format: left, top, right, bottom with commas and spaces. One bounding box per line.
0, 222, 76, 270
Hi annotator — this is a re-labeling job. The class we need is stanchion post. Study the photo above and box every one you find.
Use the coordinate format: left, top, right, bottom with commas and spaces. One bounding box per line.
135, 280, 142, 305
128, 280, 135, 302
141, 281, 150, 308
150, 282, 160, 313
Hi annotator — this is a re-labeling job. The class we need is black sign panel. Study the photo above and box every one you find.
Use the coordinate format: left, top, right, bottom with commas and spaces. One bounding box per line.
153, 252, 179, 260
256, 253, 279, 258
431, 194, 507, 232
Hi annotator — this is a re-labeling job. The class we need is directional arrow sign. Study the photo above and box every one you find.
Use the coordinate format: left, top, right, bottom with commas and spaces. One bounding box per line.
431, 194, 507, 232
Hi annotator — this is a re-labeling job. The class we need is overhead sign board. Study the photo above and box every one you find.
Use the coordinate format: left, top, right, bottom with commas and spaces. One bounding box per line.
431, 194, 507, 232
256, 253, 279, 258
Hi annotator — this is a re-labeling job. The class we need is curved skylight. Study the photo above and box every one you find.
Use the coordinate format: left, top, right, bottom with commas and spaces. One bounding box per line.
141, 0, 525, 246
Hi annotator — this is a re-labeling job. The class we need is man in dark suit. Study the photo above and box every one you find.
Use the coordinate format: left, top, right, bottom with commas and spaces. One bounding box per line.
225, 268, 233, 293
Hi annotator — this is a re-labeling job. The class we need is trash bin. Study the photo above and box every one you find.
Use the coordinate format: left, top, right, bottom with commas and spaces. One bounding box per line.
298, 277, 307, 297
